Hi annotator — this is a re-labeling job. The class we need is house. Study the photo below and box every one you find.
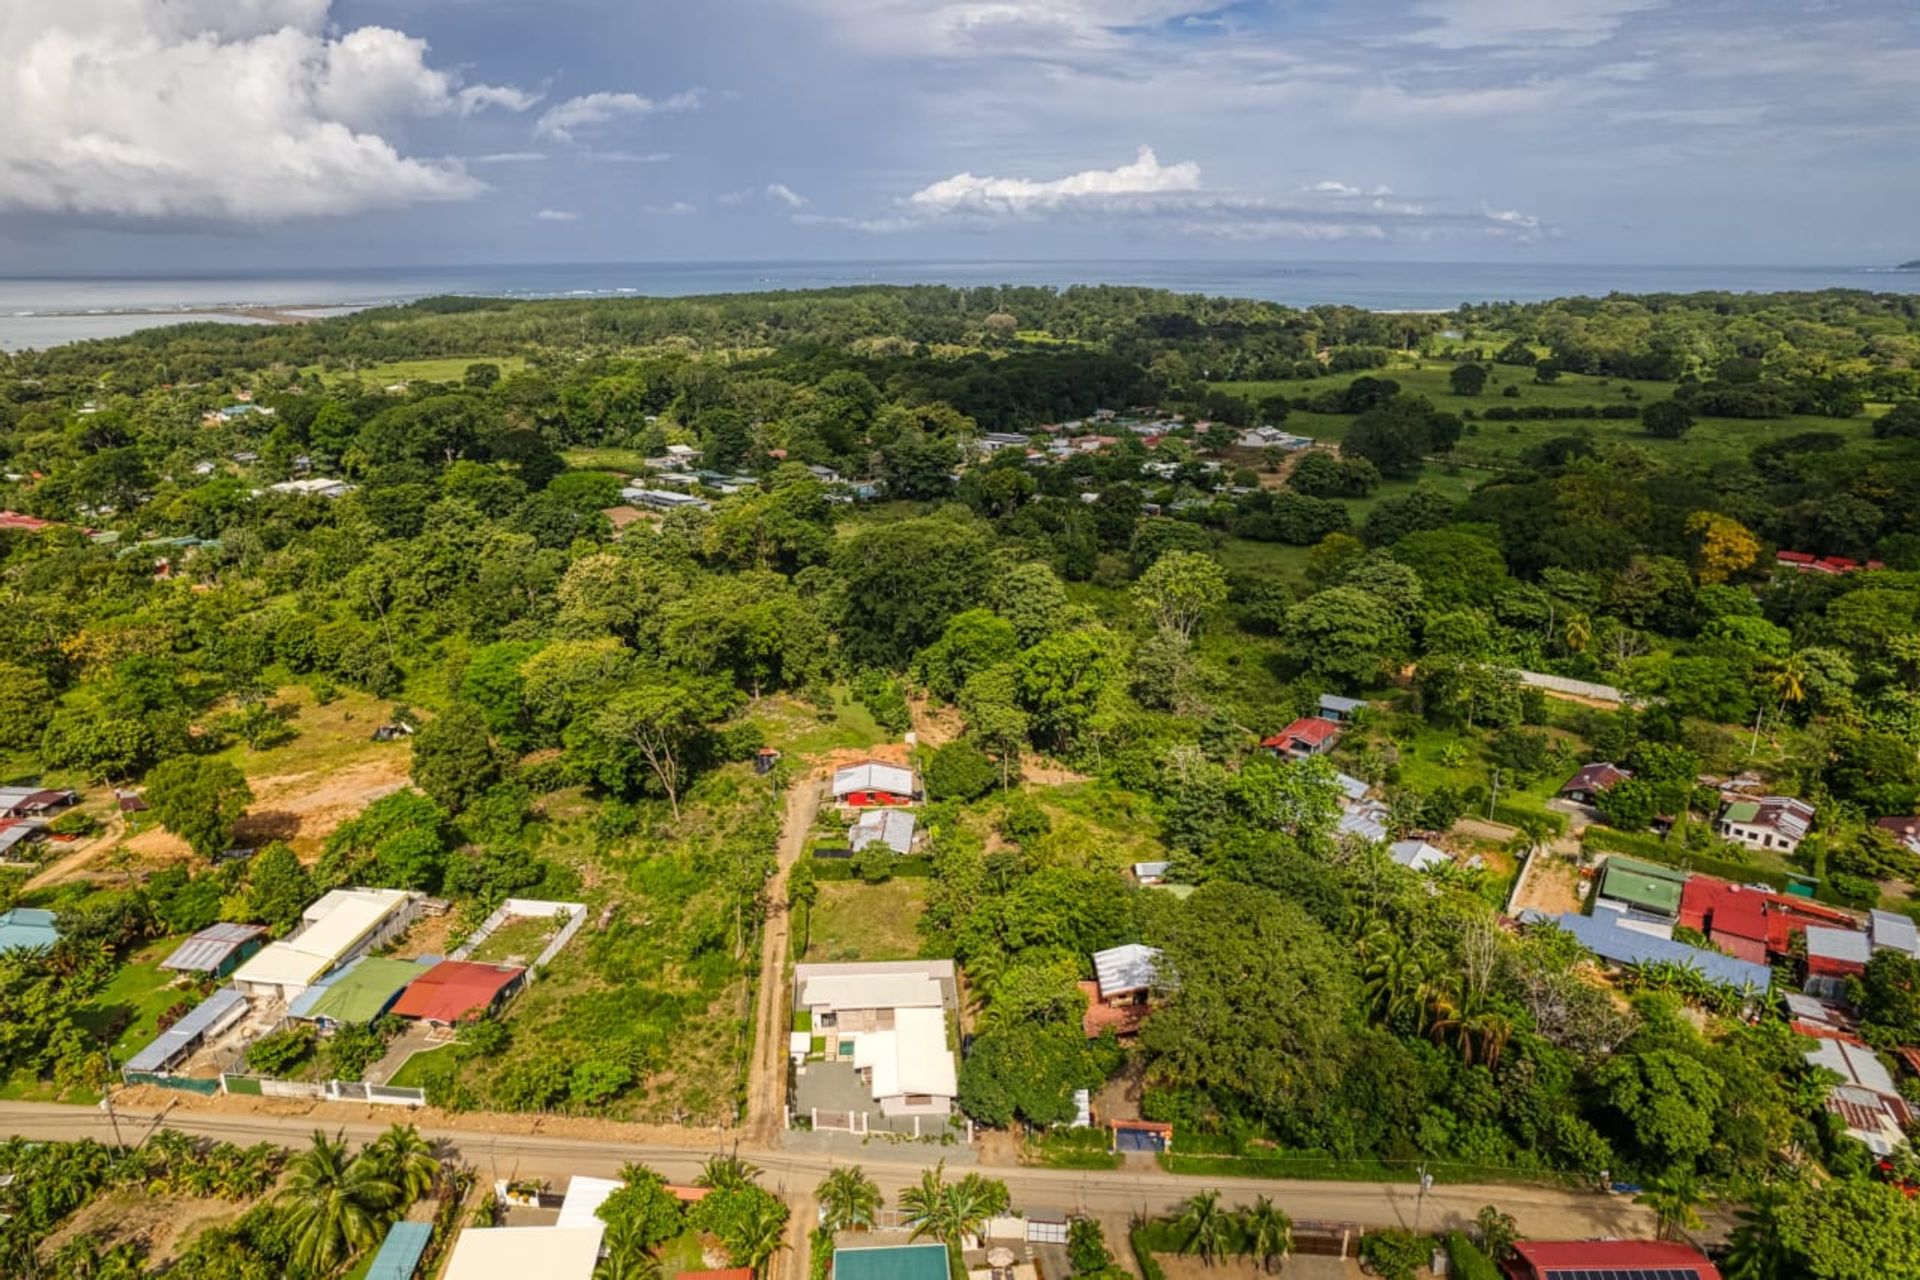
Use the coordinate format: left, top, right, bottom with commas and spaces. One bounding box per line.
664, 443, 699, 463
442, 1226, 603, 1280
1082, 944, 1161, 1038
0, 787, 78, 820
1876, 816, 1920, 856
1388, 840, 1450, 873
123, 987, 250, 1079
618, 486, 710, 512
1804, 926, 1871, 988
1803, 1036, 1911, 1154
1235, 426, 1312, 450
1260, 717, 1341, 759
831, 761, 919, 807
1131, 860, 1172, 886
230, 888, 418, 1002
1316, 693, 1366, 723
1872, 908, 1920, 959
0, 823, 43, 860
1594, 856, 1687, 928
1337, 804, 1390, 843
805, 464, 843, 484
389, 960, 527, 1026
0, 512, 56, 533
161, 923, 268, 979
792, 960, 958, 1129
1775, 550, 1883, 575
267, 477, 354, 499
1503, 1239, 1721, 1280
977, 432, 1032, 453
1332, 772, 1371, 804
1675, 877, 1773, 965
289, 955, 425, 1028
0, 908, 59, 953
1717, 795, 1814, 854
849, 808, 918, 856
1535, 910, 1772, 995
1556, 762, 1631, 807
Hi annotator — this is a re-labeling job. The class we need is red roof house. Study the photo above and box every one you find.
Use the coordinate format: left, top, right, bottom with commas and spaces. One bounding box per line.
1260, 717, 1341, 759
390, 961, 525, 1025
1505, 1240, 1720, 1280
0, 512, 55, 533
1557, 762, 1632, 807
1776, 550, 1884, 575
1676, 876, 1773, 965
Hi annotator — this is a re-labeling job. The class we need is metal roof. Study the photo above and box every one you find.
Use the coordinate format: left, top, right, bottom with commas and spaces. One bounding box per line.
1389, 840, 1449, 872
1871, 909, 1920, 957
1805, 1037, 1898, 1096
366, 1221, 433, 1280
1598, 857, 1686, 916
848, 808, 917, 854
1337, 806, 1389, 843
390, 960, 525, 1024
0, 908, 59, 953
296, 956, 423, 1024
1333, 772, 1370, 802
124, 988, 248, 1073
832, 761, 918, 798
1806, 926, 1871, 965
1318, 694, 1366, 714
1092, 944, 1161, 999
161, 923, 267, 973
1544, 911, 1772, 993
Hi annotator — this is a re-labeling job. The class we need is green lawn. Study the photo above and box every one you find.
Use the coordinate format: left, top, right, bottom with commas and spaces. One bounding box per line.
749, 689, 888, 758
310, 356, 527, 386
560, 446, 657, 475
467, 915, 559, 965
77, 938, 188, 1066
386, 1043, 458, 1090
654, 1230, 716, 1276
797, 880, 927, 963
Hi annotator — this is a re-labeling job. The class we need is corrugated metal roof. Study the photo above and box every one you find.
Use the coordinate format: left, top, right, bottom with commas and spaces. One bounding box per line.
1092, 944, 1161, 999
0, 908, 58, 953
832, 762, 917, 798
366, 1221, 433, 1280
1318, 694, 1366, 714
1544, 911, 1772, 993
161, 923, 267, 973
1337, 806, 1388, 842
1805, 1037, 1898, 1096
1871, 909, 1920, 957
124, 988, 248, 1073
849, 808, 917, 854
297, 956, 422, 1024
1807, 926, 1871, 964
1333, 772, 1370, 802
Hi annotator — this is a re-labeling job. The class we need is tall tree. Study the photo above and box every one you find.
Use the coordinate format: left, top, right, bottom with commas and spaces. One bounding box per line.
145, 756, 253, 859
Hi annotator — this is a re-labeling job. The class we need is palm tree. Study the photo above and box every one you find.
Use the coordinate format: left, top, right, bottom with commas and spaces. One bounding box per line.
594, 1215, 664, 1280
1475, 1205, 1518, 1261
1175, 1190, 1233, 1266
1564, 612, 1592, 655
365, 1124, 440, 1204
280, 1129, 401, 1275
1360, 930, 1430, 1027
696, 1152, 762, 1193
900, 1163, 953, 1243
727, 1193, 791, 1277
1240, 1196, 1292, 1275
1723, 1182, 1790, 1280
1637, 1173, 1707, 1242
817, 1166, 883, 1233
900, 1164, 1005, 1251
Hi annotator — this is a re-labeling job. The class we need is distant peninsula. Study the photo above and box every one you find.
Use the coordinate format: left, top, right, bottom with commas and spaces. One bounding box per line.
1899, 259, 1920, 270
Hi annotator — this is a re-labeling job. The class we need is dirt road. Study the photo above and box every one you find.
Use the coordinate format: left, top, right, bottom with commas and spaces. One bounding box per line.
0, 1101, 1658, 1244
744, 771, 822, 1143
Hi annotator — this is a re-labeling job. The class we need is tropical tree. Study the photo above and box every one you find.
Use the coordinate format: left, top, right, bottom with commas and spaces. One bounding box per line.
1638, 1173, 1708, 1241
817, 1166, 883, 1234
696, 1152, 762, 1193
1475, 1205, 1519, 1262
900, 1162, 1006, 1250
595, 1213, 665, 1280
279, 1129, 401, 1274
364, 1123, 440, 1203
727, 1192, 791, 1277
1723, 1182, 1791, 1280
1359, 929, 1430, 1026
1176, 1190, 1233, 1266
1240, 1195, 1293, 1274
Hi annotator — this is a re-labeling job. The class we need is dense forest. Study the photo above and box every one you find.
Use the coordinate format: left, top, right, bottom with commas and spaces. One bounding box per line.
6, 284, 1920, 1277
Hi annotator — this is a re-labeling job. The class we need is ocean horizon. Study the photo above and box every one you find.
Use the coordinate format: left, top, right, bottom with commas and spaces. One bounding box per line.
3, 258, 1917, 352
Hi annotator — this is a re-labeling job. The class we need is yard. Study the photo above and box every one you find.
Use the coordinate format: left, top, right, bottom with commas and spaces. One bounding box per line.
386, 1043, 458, 1090
467, 915, 561, 966
797, 879, 928, 963
560, 446, 658, 475
76, 937, 190, 1067
309, 355, 527, 387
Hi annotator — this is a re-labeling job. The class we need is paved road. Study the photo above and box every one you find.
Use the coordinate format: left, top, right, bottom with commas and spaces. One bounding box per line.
0, 1101, 1656, 1242
744, 770, 820, 1144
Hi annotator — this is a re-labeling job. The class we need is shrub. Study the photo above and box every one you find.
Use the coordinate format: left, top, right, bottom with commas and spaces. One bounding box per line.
245, 1026, 316, 1076
1446, 1232, 1503, 1280
926, 740, 997, 802
1359, 1229, 1432, 1280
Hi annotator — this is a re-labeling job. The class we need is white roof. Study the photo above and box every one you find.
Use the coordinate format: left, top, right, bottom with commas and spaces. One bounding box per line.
850, 808, 918, 854
1784, 993, 1841, 1024
855, 1005, 958, 1100
1337, 805, 1389, 843
1333, 772, 1370, 803
1093, 944, 1161, 999
1388, 840, 1449, 872
1871, 910, 1920, 958
1806, 1038, 1898, 1097
442, 1226, 604, 1280
556, 1176, 620, 1231
1132, 861, 1171, 880
832, 761, 917, 798
799, 971, 945, 1012
233, 889, 411, 991
1806, 926, 1871, 965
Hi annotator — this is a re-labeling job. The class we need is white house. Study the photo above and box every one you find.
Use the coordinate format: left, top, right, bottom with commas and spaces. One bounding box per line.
1717, 796, 1815, 855
268, 478, 354, 499
231, 888, 417, 1002
793, 960, 958, 1121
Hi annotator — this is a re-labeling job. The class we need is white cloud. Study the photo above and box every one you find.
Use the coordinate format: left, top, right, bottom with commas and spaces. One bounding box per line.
906, 145, 1200, 216
588, 151, 675, 165
1403, 0, 1664, 49
0, 0, 537, 220
767, 182, 810, 208
642, 201, 698, 216
535, 90, 703, 142
534, 208, 578, 222
470, 152, 547, 165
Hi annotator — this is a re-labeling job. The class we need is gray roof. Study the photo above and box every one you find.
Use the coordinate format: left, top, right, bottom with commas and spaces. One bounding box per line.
1544, 911, 1773, 993
1337, 805, 1389, 843
1784, 993, 1842, 1024
1807, 925, 1871, 965
1318, 694, 1366, 714
1333, 772, 1370, 803
1805, 1037, 1898, 1097
161, 923, 267, 973
849, 808, 917, 855
124, 988, 247, 1074
1870, 910, 1920, 958
1092, 944, 1161, 999
1388, 840, 1449, 872
1132, 861, 1172, 880
0, 825, 37, 855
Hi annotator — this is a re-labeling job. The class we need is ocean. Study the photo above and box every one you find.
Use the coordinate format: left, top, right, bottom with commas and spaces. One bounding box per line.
2, 259, 1917, 352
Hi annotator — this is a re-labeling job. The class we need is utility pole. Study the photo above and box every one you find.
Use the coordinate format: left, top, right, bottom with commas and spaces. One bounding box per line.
1487, 767, 1501, 820
1414, 1163, 1434, 1234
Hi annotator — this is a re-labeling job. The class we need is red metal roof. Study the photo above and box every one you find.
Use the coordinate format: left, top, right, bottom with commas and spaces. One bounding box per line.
1260, 717, 1340, 749
1510, 1240, 1720, 1280
674, 1270, 752, 1280
0, 512, 54, 532
389, 960, 524, 1024
1559, 762, 1631, 795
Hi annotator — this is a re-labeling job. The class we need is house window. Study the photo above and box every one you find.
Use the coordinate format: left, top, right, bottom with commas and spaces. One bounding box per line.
816, 1011, 836, 1028
904, 1094, 933, 1107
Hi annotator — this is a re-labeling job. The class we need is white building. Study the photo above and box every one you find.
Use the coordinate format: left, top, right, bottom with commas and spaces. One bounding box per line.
268, 478, 354, 499
231, 888, 418, 1002
1717, 796, 1814, 855
793, 960, 958, 1119
442, 1226, 603, 1280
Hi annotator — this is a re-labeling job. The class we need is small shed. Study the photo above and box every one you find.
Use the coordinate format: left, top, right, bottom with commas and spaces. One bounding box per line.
124, 987, 249, 1076
1596, 856, 1687, 919
366, 1221, 433, 1280
1317, 694, 1366, 722
1109, 1118, 1173, 1154
161, 923, 268, 979
1131, 860, 1171, 886
0, 908, 59, 953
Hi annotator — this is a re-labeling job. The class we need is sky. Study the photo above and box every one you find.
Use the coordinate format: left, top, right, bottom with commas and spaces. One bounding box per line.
0, 0, 1914, 272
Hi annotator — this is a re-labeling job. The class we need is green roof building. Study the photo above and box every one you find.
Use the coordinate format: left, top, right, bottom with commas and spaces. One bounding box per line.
1596, 855, 1687, 918
833, 1244, 950, 1280
293, 956, 421, 1026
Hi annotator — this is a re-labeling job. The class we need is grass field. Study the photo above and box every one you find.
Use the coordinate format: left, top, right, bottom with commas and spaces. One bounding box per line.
798, 880, 927, 963
386, 1043, 458, 1090
561, 446, 657, 475
76, 937, 188, 1066
468, 915, 558, 966
310, 356, 527, 386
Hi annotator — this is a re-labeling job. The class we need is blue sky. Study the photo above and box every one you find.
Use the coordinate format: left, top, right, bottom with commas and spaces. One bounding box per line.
0, 0, 1913, 271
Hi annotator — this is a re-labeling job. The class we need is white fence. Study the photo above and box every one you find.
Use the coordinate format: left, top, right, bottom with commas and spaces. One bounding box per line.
1517, 670, 1638, 707
451, 897, 587, 977
221, 1074, 427, 1107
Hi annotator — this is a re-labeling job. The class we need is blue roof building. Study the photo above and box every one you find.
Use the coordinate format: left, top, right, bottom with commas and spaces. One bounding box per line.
1540, 910, 1773, 993
366, 1221, 434, 1280
0, 908, 58, 953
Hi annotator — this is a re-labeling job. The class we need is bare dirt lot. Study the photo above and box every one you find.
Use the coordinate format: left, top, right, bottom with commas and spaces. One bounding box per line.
41, 1186, 253, 1267
1509, 851, 1587, 918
